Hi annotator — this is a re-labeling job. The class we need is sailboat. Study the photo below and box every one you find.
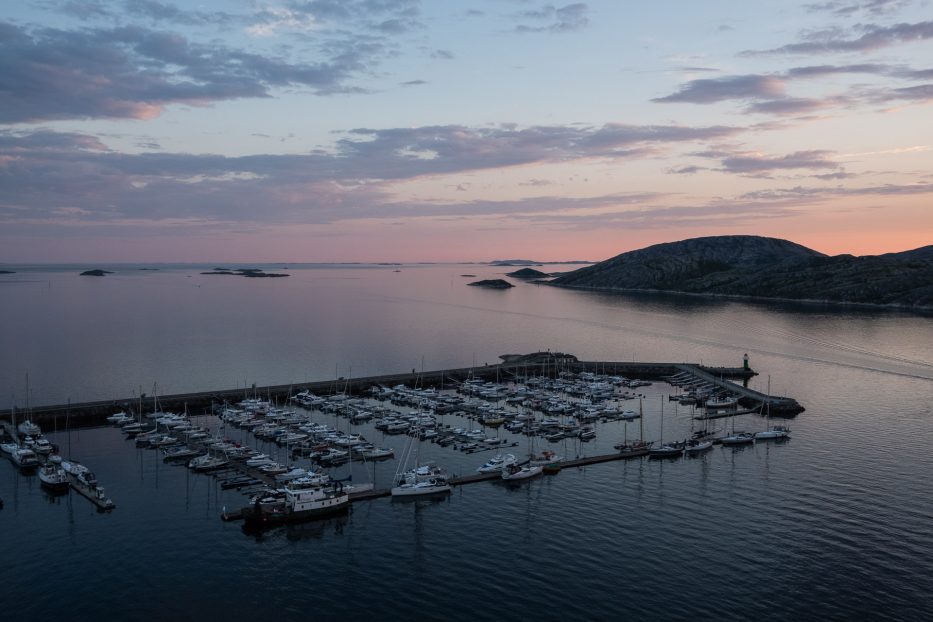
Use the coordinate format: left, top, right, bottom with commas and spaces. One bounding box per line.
754, 378, 790, 440
503, 425, 545, 481
614, 397, 651, 457
720, 407, 755, 446
648, 398, 684, 458
391, 425, 450, 497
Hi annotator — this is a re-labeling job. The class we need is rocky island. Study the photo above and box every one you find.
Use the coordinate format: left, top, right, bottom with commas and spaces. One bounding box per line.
80, 269, 113, 276
468, 278, 514, 289
201, 268, 289, 278
550, 235, 933, 309
506, 267, 551, 279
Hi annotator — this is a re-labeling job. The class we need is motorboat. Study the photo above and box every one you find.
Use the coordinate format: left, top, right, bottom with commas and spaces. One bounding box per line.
31, 436, 54, 456
501, 463, 543, 481
476, 453, 517, 473
187, 454, 230, 471
106, 412, 132, 425
10, 446, 40, 470
18, 420, 41, 437
38, 463, 70, 493
162, 446, 204, 463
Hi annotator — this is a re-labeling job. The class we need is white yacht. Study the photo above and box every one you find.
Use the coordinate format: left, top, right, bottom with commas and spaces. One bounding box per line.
38, 462, 70, 493
476, 453, 517, 474
501, 463, 543, 481
18, 419, 41, 437
391, 463, 451, 497
754, 425, 790, 440
10, 446, 40, 470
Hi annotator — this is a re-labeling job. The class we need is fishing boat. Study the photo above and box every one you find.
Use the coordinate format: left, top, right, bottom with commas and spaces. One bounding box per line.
61, 461, 115, 509
38, 462, 70, 493
241, 480, 349, 528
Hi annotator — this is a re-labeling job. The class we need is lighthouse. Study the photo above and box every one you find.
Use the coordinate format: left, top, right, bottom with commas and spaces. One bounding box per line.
743, 353, 749, 371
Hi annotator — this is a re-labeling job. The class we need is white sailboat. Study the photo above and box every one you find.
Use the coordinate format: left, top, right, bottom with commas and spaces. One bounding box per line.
755, 377, 790, 440
391, 425, 450, 497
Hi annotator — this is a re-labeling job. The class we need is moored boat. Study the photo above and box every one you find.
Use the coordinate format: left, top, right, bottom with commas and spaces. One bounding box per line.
17, 419, 41, 437
684, 439, 713, 455
501, 463, 543, 481
476, 453, 517, 474
391, 463, 451, 497
9, 446, 39, 470
720, 431, 755, 446
61, 461, 115, 509
241, 481, 349, 528
38, 462, 70, 493
754, 426, 790, 440
648, 443, 685, 459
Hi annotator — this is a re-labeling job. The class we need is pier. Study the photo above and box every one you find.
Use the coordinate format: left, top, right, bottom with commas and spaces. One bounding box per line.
1, 352, 800, 429
669, 364, 802, 415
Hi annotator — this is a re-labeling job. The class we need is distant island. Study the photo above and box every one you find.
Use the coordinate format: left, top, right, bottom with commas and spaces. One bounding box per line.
201, 268, 290, 278
0, 270, 15, 274
490, 259, 591, 266
80, 269, 113, 276
490, 259, 542, 267
506, 267, 551, 279
468, 278, 514, 289
549, 235, 933, 309
460, 274, 477, 277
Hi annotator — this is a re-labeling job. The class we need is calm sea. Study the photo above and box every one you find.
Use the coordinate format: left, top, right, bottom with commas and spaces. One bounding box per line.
1, 264, 932, 620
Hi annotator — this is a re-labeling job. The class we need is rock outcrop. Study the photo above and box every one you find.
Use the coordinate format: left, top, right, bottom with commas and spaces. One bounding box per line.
550, 235, 933, 308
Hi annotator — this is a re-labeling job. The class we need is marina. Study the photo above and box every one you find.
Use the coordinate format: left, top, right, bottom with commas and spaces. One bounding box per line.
2, 352, 803, 526
1, 263, 930, 621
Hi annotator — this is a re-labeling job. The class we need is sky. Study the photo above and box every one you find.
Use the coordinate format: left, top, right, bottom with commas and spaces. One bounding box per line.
1, 0, 932, 263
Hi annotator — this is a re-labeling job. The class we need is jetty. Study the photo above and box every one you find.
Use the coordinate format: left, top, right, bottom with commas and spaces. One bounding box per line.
0, 352, 801, 430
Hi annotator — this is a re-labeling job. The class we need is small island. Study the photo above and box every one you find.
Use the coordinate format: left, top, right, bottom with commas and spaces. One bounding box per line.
460, 274, 477, 277
0, 270, 15, 274
468, 278, 514, 289
201, 268, 289, 278
490, 259, 542, 266
506, 268, 551, 279
80, 269, 113, 277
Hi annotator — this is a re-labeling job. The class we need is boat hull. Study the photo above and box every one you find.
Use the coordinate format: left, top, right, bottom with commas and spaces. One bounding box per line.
241, 499, 349, 528
390, 483, 451, 497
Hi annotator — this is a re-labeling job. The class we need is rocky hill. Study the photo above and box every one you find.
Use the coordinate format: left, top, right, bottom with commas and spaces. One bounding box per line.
550, 236, 933, 308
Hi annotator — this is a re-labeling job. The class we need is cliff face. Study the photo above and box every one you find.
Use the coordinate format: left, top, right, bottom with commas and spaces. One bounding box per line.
551, 236, 933, 308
